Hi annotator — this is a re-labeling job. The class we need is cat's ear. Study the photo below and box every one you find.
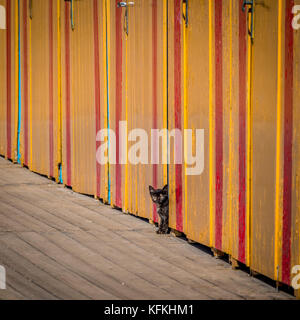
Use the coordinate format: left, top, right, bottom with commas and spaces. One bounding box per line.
149, 185, 155, 194
149, 186, 156, 202
162, 184, 168, 194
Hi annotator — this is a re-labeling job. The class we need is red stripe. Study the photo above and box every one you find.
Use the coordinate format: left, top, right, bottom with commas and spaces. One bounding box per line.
93, 0, 101, 197
282, 0, 294, 285
49, 0, 54, 177
6, 0, 11, 159
174, 0, 183, 232
215, 0, 223, 251
65, 2, 71, 186
115, 0, 122, 208
23, 0, 28, 165
152, 0, 158, 223
238, 1, 247, 263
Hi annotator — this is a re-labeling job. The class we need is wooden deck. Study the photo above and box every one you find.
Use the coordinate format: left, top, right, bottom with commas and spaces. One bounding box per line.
0, 157, 295, 300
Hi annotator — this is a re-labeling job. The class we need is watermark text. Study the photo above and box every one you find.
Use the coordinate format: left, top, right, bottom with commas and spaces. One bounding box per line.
292, 265, 300, 290
96, 121, 204, 176
0, 5, 6, 30
0, 265, 6, 290
292, 5, 300, 30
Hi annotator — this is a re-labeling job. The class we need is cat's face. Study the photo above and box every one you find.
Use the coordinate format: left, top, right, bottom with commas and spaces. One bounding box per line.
149, 185, 168, 205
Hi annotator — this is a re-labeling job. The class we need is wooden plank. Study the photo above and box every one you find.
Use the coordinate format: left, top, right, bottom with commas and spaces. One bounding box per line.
0, 234, 119, 300
0, 239, 90, 300
16, 231, 146, 300
0, 157, 295, 300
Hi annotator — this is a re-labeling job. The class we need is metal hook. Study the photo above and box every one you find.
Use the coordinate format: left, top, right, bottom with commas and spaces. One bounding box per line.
29, 0, 33, 20
124, 7, 128, 36
71, 0, 75, 30
182, 0, 188, 27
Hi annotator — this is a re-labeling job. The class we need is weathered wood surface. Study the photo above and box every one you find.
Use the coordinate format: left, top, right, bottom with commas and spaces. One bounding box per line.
0, 157, 294, 300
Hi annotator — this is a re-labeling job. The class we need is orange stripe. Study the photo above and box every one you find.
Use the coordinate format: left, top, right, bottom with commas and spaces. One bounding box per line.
214, 0, 223, 250
115, 0, 122, 207
65, 1, 71, 186
282, 0, 294, 285
93, 0, 101, 197
6, 0, 11, 159
152, 0, 158, 222
23, 0, 29, 165
49, 0, 54, 177
238, 0, 247, 263
174, 0, 183, 232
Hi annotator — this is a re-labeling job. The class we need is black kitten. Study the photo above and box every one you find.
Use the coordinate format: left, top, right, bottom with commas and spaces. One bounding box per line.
149, 185, 169, 234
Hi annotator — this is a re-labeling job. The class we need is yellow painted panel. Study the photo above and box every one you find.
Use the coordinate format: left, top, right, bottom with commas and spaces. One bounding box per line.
183, 0, 212, 245
20, 0, 30, 167
109, 0, 166, 219
126, 0, 165, 220
0, 0, 7, 157
61, 0, 107, 198
27, 0, 59, 179
251, 0, 279, 280
0, 0, 18, 161
106, 0, 128, 210
221, 0, 240, 257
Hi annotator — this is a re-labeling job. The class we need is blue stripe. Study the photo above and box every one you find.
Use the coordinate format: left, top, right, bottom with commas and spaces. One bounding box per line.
59, 164, 63, 184
17, 0, 21, 164
105, 1, 111, 205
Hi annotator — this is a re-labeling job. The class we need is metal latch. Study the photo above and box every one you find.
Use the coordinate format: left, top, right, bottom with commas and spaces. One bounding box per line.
242, 0, 254, 41
117, 2, 134, 8
183, 0, 188, 28
64, 0, 75, 30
